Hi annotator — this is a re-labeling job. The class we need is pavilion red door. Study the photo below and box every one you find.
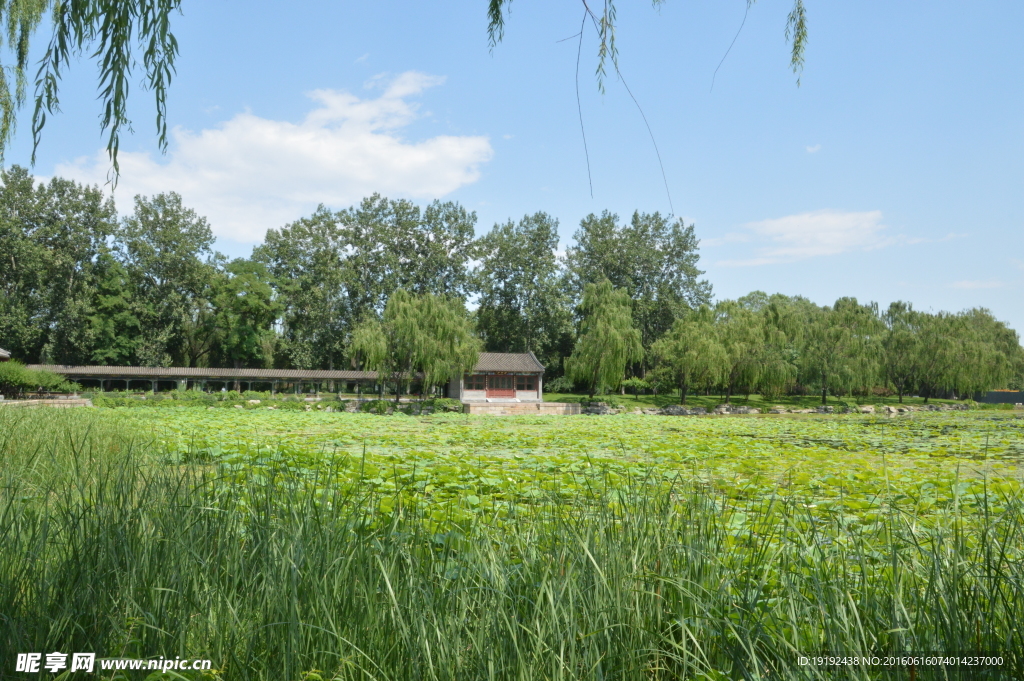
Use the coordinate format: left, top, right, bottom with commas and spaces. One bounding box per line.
486, 375, 516, 398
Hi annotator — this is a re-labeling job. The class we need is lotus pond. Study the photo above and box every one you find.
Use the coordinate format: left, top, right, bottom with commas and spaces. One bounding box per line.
142, 408, 1024, 527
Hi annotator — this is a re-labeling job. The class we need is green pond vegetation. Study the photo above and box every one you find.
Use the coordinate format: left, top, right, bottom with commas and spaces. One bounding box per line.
2, 406, 1023, 680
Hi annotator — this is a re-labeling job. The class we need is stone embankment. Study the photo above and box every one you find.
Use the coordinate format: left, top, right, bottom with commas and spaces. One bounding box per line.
581, 402, 975, 416
0, 397, 93, 408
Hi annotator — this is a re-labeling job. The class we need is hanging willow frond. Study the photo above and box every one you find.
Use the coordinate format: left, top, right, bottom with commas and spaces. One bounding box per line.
0, 0, 180, 182
487, 0, 810, 91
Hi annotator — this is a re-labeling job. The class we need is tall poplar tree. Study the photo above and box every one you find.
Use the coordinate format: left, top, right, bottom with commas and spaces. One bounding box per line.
565, 210, 711, 372
473, 212, 572, 369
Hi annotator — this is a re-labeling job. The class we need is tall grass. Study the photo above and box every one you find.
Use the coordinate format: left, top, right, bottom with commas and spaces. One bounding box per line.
1, 412, 1021, 680
0, 408, 154, 495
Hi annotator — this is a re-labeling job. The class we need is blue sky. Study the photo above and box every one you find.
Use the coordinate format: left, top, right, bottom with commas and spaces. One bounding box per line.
6, 1, 1023, 332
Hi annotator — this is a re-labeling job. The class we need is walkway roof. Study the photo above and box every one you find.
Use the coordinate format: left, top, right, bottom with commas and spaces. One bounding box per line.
29, 365, 379, 381
30, 353, 544, 382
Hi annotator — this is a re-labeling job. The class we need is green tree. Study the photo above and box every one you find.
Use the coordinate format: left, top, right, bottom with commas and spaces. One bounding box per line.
651, 305, 727, 404
714, 300, 765, 403
0, 166, 117, 364
113, 192, 218, 366
566, 210, 711, 372
258, 196, 477, 370
750, 295, 801, 401
254, 206, 350, 370
943, 309, 1020, 399
565, 280, 643, 398
0, 1, 181, 173
914, 312, 956, 403
350, 290, 480, 402
473, 212, 573, 369
881, 301, 923, 403
341, 194, 477, 315
212, 259, 282, 369
86, 252, 143, 365
799, 297, 882, 405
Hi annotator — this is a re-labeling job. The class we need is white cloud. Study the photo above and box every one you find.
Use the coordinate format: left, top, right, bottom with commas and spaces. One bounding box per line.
55, 71, 493, 243
805, 144, 821, 153
717, 209, 890, 267
949, 279, 1003, 290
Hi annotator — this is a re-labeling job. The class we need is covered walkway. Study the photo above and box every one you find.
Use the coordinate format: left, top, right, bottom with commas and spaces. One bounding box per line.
29, 365, 380, 394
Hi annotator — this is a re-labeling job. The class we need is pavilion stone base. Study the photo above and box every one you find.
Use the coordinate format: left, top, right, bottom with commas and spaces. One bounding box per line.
462, 401, 580, 415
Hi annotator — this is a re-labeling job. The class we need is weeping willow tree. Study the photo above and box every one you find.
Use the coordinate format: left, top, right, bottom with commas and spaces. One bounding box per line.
349, 290, 480, 402
881, 301, 924, 403
565, 280, 642, 399
650, 305, 726, 405
799, 297, 882, 405
714, 301, 764, 404
0, 0, 181, 175
754, 299, 800, 401
916, 308, 1021, 401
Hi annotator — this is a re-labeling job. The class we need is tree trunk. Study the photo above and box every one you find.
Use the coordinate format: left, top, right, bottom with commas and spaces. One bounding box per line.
680, 379, 688, 406
821, 386, 828, 406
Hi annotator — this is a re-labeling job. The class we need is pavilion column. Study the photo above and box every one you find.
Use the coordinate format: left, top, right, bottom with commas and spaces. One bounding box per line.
151, 380, 157, 393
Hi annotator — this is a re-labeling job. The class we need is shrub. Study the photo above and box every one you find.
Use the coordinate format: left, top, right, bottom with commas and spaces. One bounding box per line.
0, 361, 77, 398
421, 398, 462, 413
361, 399, 390, 415
544, 376, 577, 393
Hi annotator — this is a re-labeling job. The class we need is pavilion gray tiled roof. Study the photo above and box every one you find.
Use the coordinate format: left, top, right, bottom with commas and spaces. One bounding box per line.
472, 352, 545, 373
0, 347, 10, 361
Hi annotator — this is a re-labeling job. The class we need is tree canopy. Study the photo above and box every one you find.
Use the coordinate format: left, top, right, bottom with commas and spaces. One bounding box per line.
1, 166, 1021, 404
